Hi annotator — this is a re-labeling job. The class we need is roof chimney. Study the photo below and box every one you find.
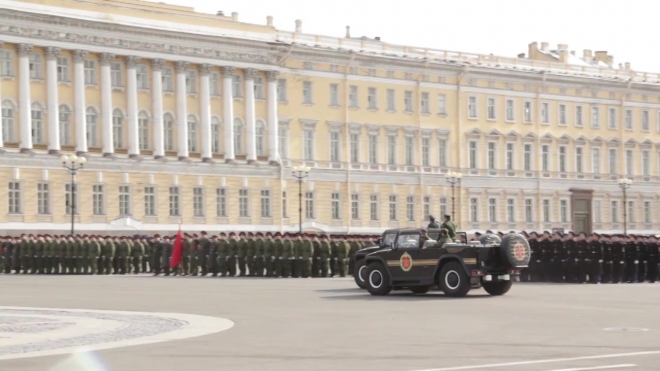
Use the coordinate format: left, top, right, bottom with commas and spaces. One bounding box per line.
295, 19, 302, 33
625, 62, 631, 70
557, 44, 568, 51
570, 50, 575, 56
345, 25, 351, 38
216, 10, 224, 16
266, 15, 273, 26
231, 12, 238, 21
583, 49, 592, 58
517, 53, 525, 58
541, 42, 549, 52
375, 36, 381, 41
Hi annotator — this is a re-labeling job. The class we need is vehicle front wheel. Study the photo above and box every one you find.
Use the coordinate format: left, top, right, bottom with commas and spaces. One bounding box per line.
365, 262, 392, 296
439, 261, 471, 297
354, 259, 368, 289
409, 286, 431, 294
482, 280, 512, 296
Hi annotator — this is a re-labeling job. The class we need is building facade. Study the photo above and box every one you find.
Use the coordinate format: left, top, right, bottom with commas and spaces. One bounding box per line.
1, 0, 660, 235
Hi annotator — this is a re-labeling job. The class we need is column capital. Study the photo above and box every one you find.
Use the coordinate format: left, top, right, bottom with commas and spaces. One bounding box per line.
125, 56, 141, 68
175, 61, 189, 73
45, 47, 61, 60
266, 70, 280, 82
221, 66, 235, 77
99, 53, 115, 66
151, 58, 165, 71
16, 43, 33, 57
72, 50, 88, 63
245, 68, 257, 80
199, 63, 213, 76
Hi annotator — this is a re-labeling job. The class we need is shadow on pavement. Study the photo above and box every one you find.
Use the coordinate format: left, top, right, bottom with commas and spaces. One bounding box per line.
321, 292, 494, 301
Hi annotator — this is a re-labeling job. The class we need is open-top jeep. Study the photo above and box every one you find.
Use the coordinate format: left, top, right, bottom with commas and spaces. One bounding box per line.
362, 228, 531, 297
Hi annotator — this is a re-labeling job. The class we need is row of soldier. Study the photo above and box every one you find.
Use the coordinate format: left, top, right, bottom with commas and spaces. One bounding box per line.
0, 232, 377, 278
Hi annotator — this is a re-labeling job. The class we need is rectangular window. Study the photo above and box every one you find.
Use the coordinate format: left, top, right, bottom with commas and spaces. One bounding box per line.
349, 85, 358, 108
111, 62, 122, 87
8, 181, 21, 214
254, 77, 264, 99
611, 200, 619, 223
541, 145, 549, 172
506, 143, 514, 170
387, 136, 396, 165
525, 199, 533, 223
2, 102, 14, 142
437, 94, 447, 114
488, 198, 497, 222
278, 128, 287, 159
239, 189, 249, 217
84, 59, 96, 84
627, 201, 635, 223
624, 109, 632, 129
302, 130, 315, 160
137, 64, 148, 89
368, 87, 378, 109
643, 150, 650, 176
558, 146, 566, 173
644, 201, 651, 223
470, 198, 478, 222
594, 200, 602, 223
560, 200, 568, 223
438, 139, 447, 167
93, 184, 105, 216
261, 189, 271, 218
609, 149, 617, 174
232, 75, 242, 97
193, 186, 204, 217
29, 53, 42, 79
331, 193, 340, 220
405, 136, 414, 166
389, 195, 397, 221
642, 110, 650, 131
468, 96, 477, 118
420, 92, 429, 113
404, 91, 413, 112
575, 147, 583, 174
543, 199, 550, 222
168, 186, 180, 216
523, 144, 532, 171
330, 132, 340, 162
329, 83, 339, 106
350, 133, 359, 163
440, 197, 447, 218
541, 102, 549, 123
210, 72, 220, 96
65, 183, 78, 215
422, 138, 430, 167
216, 188, 227, 217
592, 148, 600, 174
626, 150, 634, 176
468, 140, 477, 169
523, 101, 532, 123
608, 107, 618, 129
37, 183, 50, 214
387, 89, 395, 111
487, 142, 496, 170
591, 106, 600, 127
277, 79, 287, 102
487, 97, 496, 119
0, 49, 13, 76
507, 199, 515, 222
302, 81, 313, 104
559, 104, 567, 125
370, 195, 378, 220
423, 196, 430, 221
351, 194, 359, 220
185, 70, 196, 94
119, 185, 131, 216
144, 186, 156, 216
305, 191, 314, 219
406, 196, 414, 221
57, 56, 69, 82
575, 105, 583, 127
368, 135, 378, 164
162, 68, 173, 91
282, 191, 288, 218
505, 99, 514, 121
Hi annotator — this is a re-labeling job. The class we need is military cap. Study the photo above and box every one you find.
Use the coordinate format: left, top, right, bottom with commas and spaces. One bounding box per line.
265, 232, 272, 237
228, 232, 236, 236
193, 234, 199, 238
219, 232, 227, 236
201, 231, 208, 235
444, 214, 451, 218
239, 231, 246, 236
429, 215, 435, 219
420, 228, 427, 232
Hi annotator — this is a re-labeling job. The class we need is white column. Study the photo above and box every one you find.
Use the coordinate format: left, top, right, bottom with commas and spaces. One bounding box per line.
151, 58, 165, 159
73, 50, 88, 155
267, 70, 279, 164
199, 64, 213, 162
45, 47, 61, 154
17, 43, 32, 152
126, 56, 140, 158
175, 61, 189, 160
100, 53, 115, 157
245, 68, 257, 163
222, 66, 235, 162
0, 42, 3, 151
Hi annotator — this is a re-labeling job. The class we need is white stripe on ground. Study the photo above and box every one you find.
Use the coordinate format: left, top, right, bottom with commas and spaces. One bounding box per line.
409, 351, 660, 371
545, 364, 636, 371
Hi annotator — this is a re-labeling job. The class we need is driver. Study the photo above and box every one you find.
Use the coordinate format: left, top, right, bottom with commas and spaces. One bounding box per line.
419, 229, 430, 248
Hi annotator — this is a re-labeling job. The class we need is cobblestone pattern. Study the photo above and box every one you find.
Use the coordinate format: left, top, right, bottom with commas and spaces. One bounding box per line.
0, 309, 187, 356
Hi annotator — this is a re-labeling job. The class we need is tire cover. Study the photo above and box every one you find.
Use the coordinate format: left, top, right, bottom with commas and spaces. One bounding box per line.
479, 234, 501, 246
500, 233, 531, 267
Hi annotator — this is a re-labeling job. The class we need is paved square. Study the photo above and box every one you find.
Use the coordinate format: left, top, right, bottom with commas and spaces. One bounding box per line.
0, 275, 658, 371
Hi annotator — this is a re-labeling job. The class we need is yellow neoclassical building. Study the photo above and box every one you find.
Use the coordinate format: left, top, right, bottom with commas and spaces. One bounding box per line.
0, 0, 659, 235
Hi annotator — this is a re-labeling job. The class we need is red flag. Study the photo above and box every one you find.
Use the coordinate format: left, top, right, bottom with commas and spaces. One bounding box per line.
170, 228, 183, 268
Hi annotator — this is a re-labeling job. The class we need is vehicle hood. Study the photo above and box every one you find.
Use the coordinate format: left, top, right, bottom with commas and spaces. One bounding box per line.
355, 246, 385, 257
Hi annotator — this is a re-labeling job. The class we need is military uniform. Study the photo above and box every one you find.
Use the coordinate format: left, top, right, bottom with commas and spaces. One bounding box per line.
208, 236, 219, 276
318, 235, 330, 277
197, 233, 211, 276
336, 236, 350, 277
131, 238, 144, 274
227, 233, 238, 277
611, 237, 625, 283
263, 233, 275, 277
217, 234, 229, 276
624, 237, 639, 283
254, 234, 265, 277
161, 237, 173, 276
237, 233, 247, 276
637, 237, 648, 283
440, 216, 457, 241
151, 237, 163, 275
246, 234, 256, 276
576, 236, 589, 283
647, 238, 659, 283
588, 236, 603, 284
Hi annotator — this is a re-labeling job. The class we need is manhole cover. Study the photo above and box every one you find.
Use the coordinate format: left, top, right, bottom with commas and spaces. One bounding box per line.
603, 327, 649, 332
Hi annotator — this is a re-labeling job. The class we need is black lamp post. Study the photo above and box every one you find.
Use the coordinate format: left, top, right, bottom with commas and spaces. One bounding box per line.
60, 154, 86, 235
292, 166, 310, 234
446, 171, 462, 221
618, 177, 632, 235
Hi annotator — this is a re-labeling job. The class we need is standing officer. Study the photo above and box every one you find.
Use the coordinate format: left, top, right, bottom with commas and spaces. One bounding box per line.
329, 235, 339, 277
440, 215, 457, 241
302, 234, 314, 278
87, 236, 100, 275
237, 232, 248, 276
318, 235, 331, 278
647, 236, 659, 283
161, 236, 173, 276
624, 235, 639, 283
337, 235, 351, 277
101, 236, 114, 275
151, 235, 163, 276
611, 235, 625, 283
254, 232, 265, 277
20, 234, 32, 274
131, 236, 144, 274
311, 234, 321, 278
525, 233, 539, 282
217, 233, 229, 277
227, 232, 238, 277
588, 234, 603, 284
263, 232, 274, 277
184, 234, 196, 276
196, 231, 210, 276
274, 232, 286, 277
34, 235, 45, 274
2, 236, 13, 274
245, 233, 256, 276
292, 233, 303, 278
576, 233, 589, 283
601, 235, 612, 283
142, 236, 151, 273
637, 236, 648, 283
207, 234, 219, 277
427, 215, 440, 229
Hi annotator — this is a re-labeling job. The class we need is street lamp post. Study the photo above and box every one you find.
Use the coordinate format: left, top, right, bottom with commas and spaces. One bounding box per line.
445, 171, 462, 221
618, 177, 633, 235
292, 166, 310, 234
60, 154, 86, 235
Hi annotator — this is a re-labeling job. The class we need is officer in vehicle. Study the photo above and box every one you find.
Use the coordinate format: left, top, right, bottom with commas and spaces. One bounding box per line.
433, 229, 451, 248
419, 228, 430, 248
440, 215, 456, 241
427, 215, 440, 229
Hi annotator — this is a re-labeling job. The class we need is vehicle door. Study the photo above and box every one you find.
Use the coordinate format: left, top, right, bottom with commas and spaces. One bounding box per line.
385, 232, 424, 282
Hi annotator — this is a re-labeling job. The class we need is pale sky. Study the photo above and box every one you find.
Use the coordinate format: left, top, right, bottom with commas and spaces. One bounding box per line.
146, 0, 658, 73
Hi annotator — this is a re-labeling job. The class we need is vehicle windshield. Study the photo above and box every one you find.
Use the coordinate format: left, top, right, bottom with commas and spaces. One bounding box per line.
382, 233, 396, 247
396, 234, 420, 249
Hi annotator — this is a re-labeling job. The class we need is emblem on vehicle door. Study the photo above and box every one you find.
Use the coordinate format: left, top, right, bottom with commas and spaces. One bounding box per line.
400, 252, 413, 272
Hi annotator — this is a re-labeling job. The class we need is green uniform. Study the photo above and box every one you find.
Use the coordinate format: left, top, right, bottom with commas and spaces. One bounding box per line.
280, 238, 294, 277
116, 240, 130, 274
181, 239, 191, 275
142, 240, 151, 273
254, 238, 264, 277
34, 239, 44, 274
88, 240, 101, 274
273, 238, 284, 277
131, 240, 144, 274
318, 239, 331, 277
428, 221, 440, 228
297, 239, 313, 278
20, 239, 32, 274
263, 238, 274, 277
55, 239, 65, 274
441, 220, 457, 240
348, 241, 360, 275
197, 237, 210, 276
337, 240, 350, 277
188, 239, 198, 276
150, 240, 162, 275
329, 240, 339, 277
102, 240, 115, 275
436, 236, 451, 247
228, 238, 238, 276
237, 238, 247, 276
161, 241, 172, 275
74, 239, 85, 274
246, 238, 257, 276
42, 239, 53, 274
216, 238, 228, 276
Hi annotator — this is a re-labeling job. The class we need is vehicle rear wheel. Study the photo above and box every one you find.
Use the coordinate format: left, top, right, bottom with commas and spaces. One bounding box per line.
365, 262, 391, 296
439, 261, 470, 297
409, 286, 431, 294
354, 259, 367, 289
482, 280, 512, 296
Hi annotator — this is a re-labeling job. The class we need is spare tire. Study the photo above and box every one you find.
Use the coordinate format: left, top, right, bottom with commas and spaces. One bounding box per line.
479, 234, 501, 246
499, 233, 531, 268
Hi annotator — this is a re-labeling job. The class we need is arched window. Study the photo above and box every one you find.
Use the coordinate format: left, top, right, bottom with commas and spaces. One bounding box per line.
58, 105, 71, 145
256, 119, 266, 156
31, 103, 44, 144
187, 114, 198, 152
163, 113, 175, 151
211, 117, 221, 154
138, 111, 150, 150
233, 118, 243, 155
1, 100, 16, 142
112, 109, 124, 148
86, 107, 98, 147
